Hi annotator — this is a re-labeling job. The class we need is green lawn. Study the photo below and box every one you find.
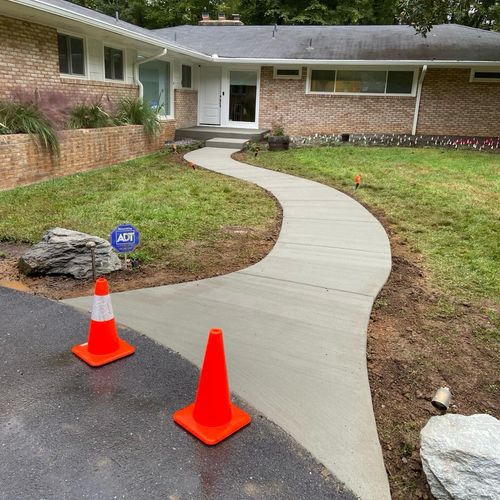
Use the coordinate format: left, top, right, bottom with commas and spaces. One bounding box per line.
245, 146, 500, 306
0, 152, 277, 271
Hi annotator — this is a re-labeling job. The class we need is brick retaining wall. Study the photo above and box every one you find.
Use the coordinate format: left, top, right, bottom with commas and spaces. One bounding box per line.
174, 89, 198, 128
0, 122, 175, 191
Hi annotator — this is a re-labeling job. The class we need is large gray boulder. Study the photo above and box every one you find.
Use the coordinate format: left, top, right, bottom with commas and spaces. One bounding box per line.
19, 228, 122, 279
420, 414, 500, 499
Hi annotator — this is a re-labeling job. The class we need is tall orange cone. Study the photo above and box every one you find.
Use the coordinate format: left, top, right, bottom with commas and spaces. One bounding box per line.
173, 328, 250, 445
72, 277, 135, 367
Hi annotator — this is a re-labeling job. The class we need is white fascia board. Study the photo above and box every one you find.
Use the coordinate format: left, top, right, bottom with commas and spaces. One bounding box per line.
8, 0, 212, 61
215, 58, 500, 67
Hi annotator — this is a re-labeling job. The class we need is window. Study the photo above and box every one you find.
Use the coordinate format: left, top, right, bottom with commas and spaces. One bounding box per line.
308, 69, 415, 95
139, 61, 171, 116
470, 69, 500, 82
58, 34, 85, 76
274, 67, 301, 79
181, 64, 192, 88
104, 47, 124, 80
229, 71, 257, 122
310, 70, 336, 92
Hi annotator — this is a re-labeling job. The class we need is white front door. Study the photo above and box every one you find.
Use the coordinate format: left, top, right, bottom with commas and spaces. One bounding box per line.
199, 66, 221, 125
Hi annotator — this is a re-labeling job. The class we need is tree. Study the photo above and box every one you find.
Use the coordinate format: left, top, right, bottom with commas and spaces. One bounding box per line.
399, 0, 500, 35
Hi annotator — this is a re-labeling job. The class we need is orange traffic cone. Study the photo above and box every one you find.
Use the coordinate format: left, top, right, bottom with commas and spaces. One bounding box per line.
72, 277, 135, 367
173, 328, 251, 445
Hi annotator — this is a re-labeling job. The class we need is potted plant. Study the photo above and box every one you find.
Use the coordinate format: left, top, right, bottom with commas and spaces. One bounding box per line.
268, 123, 290, 151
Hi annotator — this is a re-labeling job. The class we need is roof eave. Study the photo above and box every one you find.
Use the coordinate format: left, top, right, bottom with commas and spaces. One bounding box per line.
214, 57, 500, 67
8, 0, 213, 61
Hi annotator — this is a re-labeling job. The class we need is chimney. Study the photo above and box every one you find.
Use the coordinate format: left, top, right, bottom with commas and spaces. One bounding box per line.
198, 11, 244, 25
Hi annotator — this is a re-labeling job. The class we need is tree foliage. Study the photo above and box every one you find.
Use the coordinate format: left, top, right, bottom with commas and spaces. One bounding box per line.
69, 0, 499, 34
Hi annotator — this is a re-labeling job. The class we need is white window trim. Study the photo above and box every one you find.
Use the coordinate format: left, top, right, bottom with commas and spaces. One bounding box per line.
305, 67, 419, 97
57, 30, 89, 80
273, 66, 302, 79
180, 63, 193, 89
102, 43, 126, 82
470, 68, 500, 82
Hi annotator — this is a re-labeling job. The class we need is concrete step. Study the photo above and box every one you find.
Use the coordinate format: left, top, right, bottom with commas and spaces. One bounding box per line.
176, 126, 269, 142
205, 137, 249, 150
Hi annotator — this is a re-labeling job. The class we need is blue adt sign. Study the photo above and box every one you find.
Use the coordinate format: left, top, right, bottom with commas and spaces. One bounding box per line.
110, 224, 140, 253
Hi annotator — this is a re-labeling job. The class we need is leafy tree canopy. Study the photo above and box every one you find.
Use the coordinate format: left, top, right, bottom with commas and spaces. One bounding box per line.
69, 0, 499, 34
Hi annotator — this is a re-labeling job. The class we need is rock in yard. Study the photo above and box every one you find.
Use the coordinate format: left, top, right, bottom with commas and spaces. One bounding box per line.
420, 413, 500, 499
19, 228, 122, 279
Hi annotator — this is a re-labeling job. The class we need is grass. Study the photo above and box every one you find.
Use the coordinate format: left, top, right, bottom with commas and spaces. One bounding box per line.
245, 146, 500, 305
0, 151, 277, 271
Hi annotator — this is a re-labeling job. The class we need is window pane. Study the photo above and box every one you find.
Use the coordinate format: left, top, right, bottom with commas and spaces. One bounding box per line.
229, 71, 257, 122
70, 37, 84, 75
181, 65, 192, 88
474, 71, 500, 79
139, 61, 170, 115
387, 71, 414, 93
57, 34, 69, 74
336, 70, 386, 93
277, 69, 299, 76
104, 47, 112, 79
112, 49, 123, 80
310, 70, 335, 92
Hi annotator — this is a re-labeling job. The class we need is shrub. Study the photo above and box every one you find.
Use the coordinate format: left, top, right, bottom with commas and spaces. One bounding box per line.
116, 98, 160, 138
271, 123, 285, 137
69, 102, 115, 129
0, 101, 59, 154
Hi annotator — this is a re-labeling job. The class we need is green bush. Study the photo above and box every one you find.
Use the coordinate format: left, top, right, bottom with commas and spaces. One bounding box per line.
116, 98, 160, 138
69, 103, 115, 129
0, 101, 59, 154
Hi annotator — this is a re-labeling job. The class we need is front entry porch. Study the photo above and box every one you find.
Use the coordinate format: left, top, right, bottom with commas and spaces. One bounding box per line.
175, 126, 269, 142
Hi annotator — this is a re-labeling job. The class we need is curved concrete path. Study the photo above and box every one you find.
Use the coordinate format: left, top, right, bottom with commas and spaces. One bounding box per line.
65, 147, 392, 499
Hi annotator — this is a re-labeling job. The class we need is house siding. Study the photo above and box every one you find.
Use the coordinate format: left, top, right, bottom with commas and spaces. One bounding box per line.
416, 68, 500, 136
258, 66, 416, 135
0, 15, 138, 105
258, 66, 500, 137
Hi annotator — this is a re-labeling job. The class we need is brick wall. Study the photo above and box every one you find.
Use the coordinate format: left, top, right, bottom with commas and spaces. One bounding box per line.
0, 15, 138, 106
174, 89, 198, 128
258, 66, 416, 135
259, 66, 500, 137
0, 122, 175, 191
417, 68, 500, 136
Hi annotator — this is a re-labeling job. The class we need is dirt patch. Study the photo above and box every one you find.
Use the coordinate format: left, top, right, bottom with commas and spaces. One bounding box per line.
367, 209, 499, 499
0, 219, 282, 301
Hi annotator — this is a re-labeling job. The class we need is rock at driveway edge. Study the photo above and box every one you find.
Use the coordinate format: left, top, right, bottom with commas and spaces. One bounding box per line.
420, 413, 500, 500
18, 227, 122, 279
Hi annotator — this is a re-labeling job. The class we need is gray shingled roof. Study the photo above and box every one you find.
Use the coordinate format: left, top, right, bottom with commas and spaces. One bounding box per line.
16, 0, 500, 62
21, 0, 195, 52
153, 24, 500, 61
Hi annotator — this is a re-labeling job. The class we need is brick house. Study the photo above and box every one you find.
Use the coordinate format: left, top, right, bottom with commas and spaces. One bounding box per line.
1, 0, 500, 139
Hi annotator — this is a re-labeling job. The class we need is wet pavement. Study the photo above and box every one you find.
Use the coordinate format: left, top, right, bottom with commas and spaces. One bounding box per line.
0, 287, 355, 499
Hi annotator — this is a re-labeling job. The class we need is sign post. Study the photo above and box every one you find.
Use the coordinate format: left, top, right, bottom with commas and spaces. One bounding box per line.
110, 224, 140, 270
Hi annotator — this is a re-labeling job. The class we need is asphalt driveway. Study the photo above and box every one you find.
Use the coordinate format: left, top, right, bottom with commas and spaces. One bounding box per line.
0, 287, 354, 499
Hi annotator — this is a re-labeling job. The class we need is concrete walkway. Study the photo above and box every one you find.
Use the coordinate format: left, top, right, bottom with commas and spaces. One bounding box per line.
66, 147, 392, 499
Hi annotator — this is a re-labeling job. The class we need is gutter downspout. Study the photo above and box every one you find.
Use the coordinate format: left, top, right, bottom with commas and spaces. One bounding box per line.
412, 64, 427, 135
134, 49, 168, 101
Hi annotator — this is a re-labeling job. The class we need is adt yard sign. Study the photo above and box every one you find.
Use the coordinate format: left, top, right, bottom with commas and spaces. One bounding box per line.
110, 224, 140, 253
